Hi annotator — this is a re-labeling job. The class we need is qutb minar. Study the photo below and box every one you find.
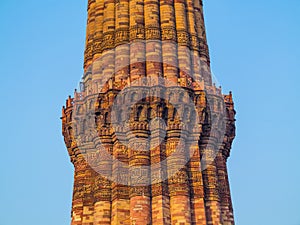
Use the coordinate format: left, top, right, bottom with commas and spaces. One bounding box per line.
62, 0, 236, 224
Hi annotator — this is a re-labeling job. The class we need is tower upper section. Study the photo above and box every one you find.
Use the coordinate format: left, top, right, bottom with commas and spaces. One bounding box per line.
82, 0, 212, 88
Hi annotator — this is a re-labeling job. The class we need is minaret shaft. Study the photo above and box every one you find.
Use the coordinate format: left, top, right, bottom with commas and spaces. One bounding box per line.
62, 0, 236, 224
83, 0, 211, 86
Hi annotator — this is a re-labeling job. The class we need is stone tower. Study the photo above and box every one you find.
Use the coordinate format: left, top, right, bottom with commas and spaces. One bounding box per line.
62, 0, 236, 224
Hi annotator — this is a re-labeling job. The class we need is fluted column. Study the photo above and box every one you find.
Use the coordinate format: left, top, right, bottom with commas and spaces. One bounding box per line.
144, 0, 162, 81
71, 155, 95, 225
128, 123, 151, 225
82, 159, 95, 225
111, 139, 130, 225
114, 0, 130, 87
160, 0, 179, 83
167, 129, 192, 225
200, 135, 222, 225
174, 0, 192, 88
110, 101, 130, 225
93, 0, 104, 43
84, 0, 96, 70
71, 155, 86, 225
194, 0, 211, 85
129, 0, 146, 82
93, 135, 112, 225
187, 133, 207, 225
111, 93, 130, 224
216, 149, 234, 225
91, 0, 105, 93
101, 0, 115, 92
149, 99, 171, 225
185, 0, 202, 87
128, 4, 150, 222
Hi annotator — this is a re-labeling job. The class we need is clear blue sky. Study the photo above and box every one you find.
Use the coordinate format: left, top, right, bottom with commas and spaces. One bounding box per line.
0, 0, 299, 225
